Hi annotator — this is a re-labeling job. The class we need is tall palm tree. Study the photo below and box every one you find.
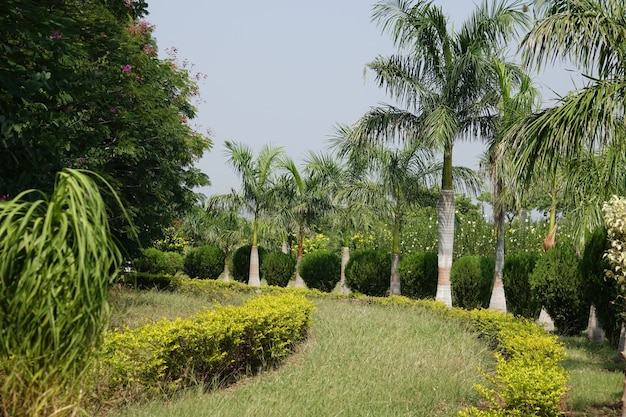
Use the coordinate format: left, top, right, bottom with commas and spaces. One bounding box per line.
277, 155, 333, 288
334, 135, 480, 296
206, 141, 284, 286
483, 60, 540, 312
305, 141, 375, 293
359, 0, 530, 305
506, 0, 626, 241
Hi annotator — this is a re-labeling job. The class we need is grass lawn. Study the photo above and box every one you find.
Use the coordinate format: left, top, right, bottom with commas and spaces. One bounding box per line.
105, 287, 626, 417
105, 296, 492, 417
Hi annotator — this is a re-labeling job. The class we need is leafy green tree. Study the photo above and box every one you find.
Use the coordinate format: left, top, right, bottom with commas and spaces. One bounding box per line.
207, 141, 284, 286
0, 0, 211, 254
361, 0, 529, 306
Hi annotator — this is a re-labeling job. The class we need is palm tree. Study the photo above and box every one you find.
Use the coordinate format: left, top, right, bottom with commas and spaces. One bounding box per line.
506, 0, 626, 241
277, 155, 333, 288
483, 60, 540, 312
359, 0, 530, 305
334, 135, 480, 296
207, 141, 284, 286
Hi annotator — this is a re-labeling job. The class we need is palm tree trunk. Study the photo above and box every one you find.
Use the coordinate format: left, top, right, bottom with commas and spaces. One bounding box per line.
390, 252, 401, 296
436, 189, 455, 307
222, 259, 230, 282
489, 204, 507, 312
340, 246, 350, 294
248, 245, 261, 287
294, 235, 306, 288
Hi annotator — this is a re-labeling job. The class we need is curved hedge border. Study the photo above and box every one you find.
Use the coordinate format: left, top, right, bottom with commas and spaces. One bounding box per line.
106, 277, 569, 416
95, 293, 314, 405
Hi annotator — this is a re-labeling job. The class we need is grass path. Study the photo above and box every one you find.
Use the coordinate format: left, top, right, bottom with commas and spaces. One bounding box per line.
109, 298, 492, 417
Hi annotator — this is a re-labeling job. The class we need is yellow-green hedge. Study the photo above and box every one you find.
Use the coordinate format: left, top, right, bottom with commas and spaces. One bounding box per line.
94, 293, 314, 405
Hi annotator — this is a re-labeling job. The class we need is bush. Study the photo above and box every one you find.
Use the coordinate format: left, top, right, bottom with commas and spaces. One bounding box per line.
133, 248, 183, 275
95, 294, 315, 406
502, 252, 541, 319
231, 244, 267, 283
298, 250, 341, 292
345, 250, 391, 296
450, 256, 494, 309
398, 251, 437, 299
261, 252, 296, 287
580, 227, 623, 347
183, 245, 224, 279
530, 244, 588, 336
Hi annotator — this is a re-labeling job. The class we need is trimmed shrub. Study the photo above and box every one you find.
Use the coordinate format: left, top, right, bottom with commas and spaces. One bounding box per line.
298, 250, 341, 292
120, 272, 180, 291
261, 252, 296, 287
450, 255, 494, 309
231, 244, 268, 283
96, 293, 315, 405
345, 249, 391, 297
580, 227, 623, 347
398, 251, 437, 299
133, 248, 182, 275
530, 244, 588, 336
183, 245, 224, 279
502, 252, 541, 319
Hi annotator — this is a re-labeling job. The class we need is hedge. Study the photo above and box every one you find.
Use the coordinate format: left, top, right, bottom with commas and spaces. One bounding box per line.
94, 293, 315, 405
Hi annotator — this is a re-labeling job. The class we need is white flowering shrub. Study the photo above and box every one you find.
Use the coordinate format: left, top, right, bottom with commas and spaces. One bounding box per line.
602, 195, 626, 293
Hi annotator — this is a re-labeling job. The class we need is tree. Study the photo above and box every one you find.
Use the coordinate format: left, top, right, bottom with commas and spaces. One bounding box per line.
358, 0, 529, 305
334, 134, 479, 296
482, 60, 540, 312
505, 0, 626, 245
207, 141, 284, 286
0, 0, 211, 254
276, 155, 333, 287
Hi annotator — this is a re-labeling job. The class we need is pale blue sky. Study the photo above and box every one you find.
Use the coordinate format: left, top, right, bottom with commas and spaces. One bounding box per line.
146, 1, 581, 196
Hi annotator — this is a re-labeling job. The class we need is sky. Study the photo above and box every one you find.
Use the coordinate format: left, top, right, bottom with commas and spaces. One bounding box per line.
145, 1, 583, 197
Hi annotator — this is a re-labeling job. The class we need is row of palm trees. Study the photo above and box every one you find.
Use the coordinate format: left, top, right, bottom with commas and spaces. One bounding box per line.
199, 0, 626, 313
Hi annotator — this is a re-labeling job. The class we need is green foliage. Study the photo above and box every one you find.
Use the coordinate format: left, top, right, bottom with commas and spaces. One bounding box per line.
530, 245, 588, 336
94, 293, 314, 406
120, 272, 180, 291
0, 0, 211, 255
502, 253, 541, 319
457, 311, 568, 417
344, 250, 392, 296
603, 195, 626, 293
231, 244, 268, 283
261, 252, 296, 287
183, 245, 224, 280
398, 251, 438, 299
580, 226, 623, 347
450, 256, 494, 309
298, 250, 341, 292
293, 233, 331, 255
153, 226, 189, 253
133, 248, 183, 276
0, 169, 123, 416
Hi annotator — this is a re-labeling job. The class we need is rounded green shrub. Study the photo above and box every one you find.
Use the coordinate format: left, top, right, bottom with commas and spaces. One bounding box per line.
231, 244, 267, 283
183, 245, 224, 279
261, 252, 296, 287
530, 244, 588, 336
134, 248, 182, 275
450, 255, 494, 309
298, 250, 341, 292
398, 251, 437, 299
580, 227, 623, 347
502, 252, 541, 319
345, 250, 391, 296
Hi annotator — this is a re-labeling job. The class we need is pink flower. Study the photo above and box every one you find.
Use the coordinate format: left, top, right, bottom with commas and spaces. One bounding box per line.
49, 30, 62, 40
0, 195, 7, 201
110, 107, 116, 113
143, 44, 156, 55
122, 64, 133, 73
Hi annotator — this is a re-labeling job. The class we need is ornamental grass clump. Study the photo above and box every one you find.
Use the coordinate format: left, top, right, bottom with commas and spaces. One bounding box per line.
0, 169, 126, 417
